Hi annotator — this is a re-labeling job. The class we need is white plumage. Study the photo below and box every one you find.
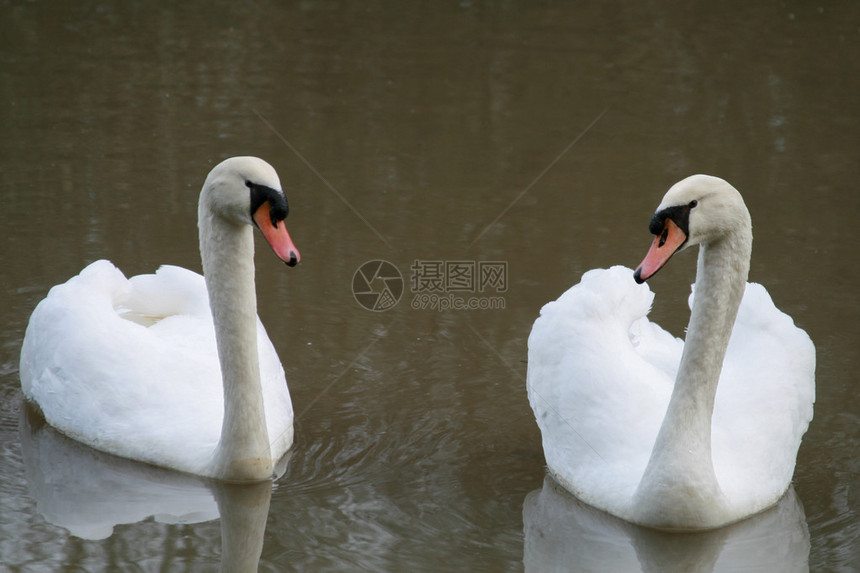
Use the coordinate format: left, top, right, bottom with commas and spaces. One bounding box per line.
528, 175, 815, 529
20, 157, 300, 481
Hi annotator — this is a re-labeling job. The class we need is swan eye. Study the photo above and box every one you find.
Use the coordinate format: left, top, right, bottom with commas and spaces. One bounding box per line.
689, 200, 698, 208
247, 181, 290, 224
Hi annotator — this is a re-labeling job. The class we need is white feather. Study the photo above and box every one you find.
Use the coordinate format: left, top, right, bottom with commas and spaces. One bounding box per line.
528, 175, 815, 529
20, 157, 295, 480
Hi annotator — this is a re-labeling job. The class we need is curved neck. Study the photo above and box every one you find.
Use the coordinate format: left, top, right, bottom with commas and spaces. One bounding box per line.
633, 226, 751, 527
199, 208, 273, 481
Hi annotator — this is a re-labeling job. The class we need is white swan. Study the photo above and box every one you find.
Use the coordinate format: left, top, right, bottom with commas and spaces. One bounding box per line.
527, 174, 815, 529
19, 156, 301, 482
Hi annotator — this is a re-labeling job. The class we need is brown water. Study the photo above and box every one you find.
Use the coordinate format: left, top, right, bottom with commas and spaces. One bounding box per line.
1, 2, 858, 571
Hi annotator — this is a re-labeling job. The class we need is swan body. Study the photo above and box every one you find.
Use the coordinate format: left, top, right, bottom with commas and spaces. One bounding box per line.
527, 175, 815, 529
20, 157, 301, 482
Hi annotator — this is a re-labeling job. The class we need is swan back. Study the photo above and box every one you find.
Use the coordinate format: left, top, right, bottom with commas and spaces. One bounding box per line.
528, 266, 678, 517
19, 261, 293, 475
713, 282, 815, 511
529, 266, 815, 528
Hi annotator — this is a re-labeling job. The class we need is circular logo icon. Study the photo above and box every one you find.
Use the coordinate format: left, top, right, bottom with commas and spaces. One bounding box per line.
352, 260, 404, 311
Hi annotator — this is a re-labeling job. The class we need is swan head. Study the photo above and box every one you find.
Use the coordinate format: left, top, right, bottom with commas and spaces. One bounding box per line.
200, 156, 301, 266
634, 175, 749, 283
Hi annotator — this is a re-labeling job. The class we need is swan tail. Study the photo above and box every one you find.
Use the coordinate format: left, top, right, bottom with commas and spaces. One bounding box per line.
121, 265, 209, 322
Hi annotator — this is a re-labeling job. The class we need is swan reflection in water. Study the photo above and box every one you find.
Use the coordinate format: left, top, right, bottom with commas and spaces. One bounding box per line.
523, 475, 810, 573
20, 405, 281, 571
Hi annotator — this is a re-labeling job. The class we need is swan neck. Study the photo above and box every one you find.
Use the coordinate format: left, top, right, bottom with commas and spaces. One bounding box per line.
633, 224, 751, 527
199, 207, 273, 481
680, 234, 751, 398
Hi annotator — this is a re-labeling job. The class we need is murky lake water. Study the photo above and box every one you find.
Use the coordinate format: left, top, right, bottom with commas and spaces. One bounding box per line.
1, 2, 858, 571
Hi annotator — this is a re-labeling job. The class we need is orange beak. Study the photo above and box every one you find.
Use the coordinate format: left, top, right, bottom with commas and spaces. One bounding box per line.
253, 202, 300, 267
634, 218, 686, 283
